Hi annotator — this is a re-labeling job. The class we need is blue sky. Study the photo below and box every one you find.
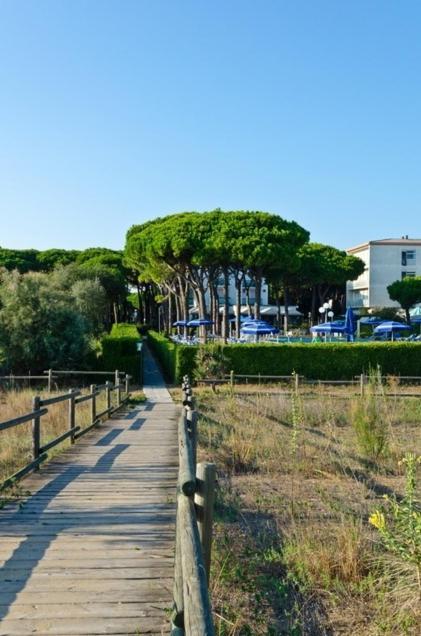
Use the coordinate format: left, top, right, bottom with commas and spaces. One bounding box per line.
0, 0, 420, 251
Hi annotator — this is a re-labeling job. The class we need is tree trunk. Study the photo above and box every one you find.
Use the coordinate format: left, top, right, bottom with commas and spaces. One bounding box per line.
168, 292, 173, 334
311, 286, 317, 323
276, 293, 281, 329
405, 307, 411, 324
223, 269, 230, 343
283, 285, 290, 334
254, 276, 262, 320
235, 277, 242, 338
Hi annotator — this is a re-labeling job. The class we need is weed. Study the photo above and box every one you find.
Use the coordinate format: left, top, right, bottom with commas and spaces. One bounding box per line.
351, 367, 390, 461
369, 453, 421, 591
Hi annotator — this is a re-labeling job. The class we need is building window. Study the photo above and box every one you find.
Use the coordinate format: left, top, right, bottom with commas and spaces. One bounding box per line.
402, 271, 416, 279
402, 250, 416, 266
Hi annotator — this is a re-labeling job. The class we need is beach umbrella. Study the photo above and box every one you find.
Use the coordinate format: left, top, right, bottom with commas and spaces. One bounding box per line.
187, 319, 214, 327
242, 319, 272, 327
344, 307, 356, 342
373, 321, 411, 341
240, 323, 279, 340
359, 316, 383, 326
310, 321, 345, 333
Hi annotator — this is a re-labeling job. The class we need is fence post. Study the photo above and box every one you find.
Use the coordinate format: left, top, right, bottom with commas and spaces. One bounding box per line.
106, 381, 111, 412
115, 370, 121, 407
47, 369, 53, 393
195, 462, 216, 583
360, 373, 366, 397
295, 372, 300, 391
32, 396, 41, 468
172, 505, 184, 631
125, 374, 130, 395
68, 389, 76, 444
186, 407, 197, 472
90, 384, 96, 424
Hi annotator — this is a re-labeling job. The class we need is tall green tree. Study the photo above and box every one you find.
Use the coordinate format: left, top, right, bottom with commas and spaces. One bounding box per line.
387, 277, 421, 324
293, 243, 365, 321
0, 248, 40, 273
0, 270, 91, 372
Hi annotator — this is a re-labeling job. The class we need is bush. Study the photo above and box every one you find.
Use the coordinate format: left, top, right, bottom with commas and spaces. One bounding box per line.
147, 334, 421, 383
351, 368, 389, 460
147, 331, 197, 383
100, 323, 142, 383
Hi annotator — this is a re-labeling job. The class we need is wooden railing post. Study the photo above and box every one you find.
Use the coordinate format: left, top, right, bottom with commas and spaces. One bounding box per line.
106, 381, 111, 412
172, 504, 184, 632
195, 462, 216, 583
186, 406, 197, 472
90, 384, 96, 424
360, 373, 366, 397
47, 369, 53, 393
68, 389, 76, 444
32, 396, 41, 468
125, 374, 129, 395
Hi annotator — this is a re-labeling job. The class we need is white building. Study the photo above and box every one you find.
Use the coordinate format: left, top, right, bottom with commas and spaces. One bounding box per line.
346, 237, 421, 309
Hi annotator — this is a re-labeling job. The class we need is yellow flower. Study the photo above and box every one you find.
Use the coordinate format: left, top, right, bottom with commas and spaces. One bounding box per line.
369, 511, 386, 530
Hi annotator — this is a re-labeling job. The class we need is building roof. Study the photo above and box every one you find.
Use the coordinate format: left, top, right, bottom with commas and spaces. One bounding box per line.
347, 237, 421, 254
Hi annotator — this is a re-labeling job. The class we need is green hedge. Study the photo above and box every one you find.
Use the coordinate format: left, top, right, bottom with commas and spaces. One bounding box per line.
100, 323, 142, 383
147, 333, 421, 382
147, 331, 196, 384
222, 342, 421, 379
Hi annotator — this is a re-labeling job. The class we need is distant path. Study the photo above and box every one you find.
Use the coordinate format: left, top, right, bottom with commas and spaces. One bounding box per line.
0, 344, 178, 635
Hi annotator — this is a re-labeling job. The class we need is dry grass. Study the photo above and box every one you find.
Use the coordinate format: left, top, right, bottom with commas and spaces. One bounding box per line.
0, 387, 114, 488
192, 383, 421, 635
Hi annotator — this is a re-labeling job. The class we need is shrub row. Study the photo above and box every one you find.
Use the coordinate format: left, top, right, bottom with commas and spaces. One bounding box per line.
147, 331, 196, 383
99, 323, 142, 383
148, 332, 421, 382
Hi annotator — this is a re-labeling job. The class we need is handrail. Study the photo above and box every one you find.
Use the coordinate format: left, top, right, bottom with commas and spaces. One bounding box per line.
172, 376, 215, 636
0, 374, 132, 491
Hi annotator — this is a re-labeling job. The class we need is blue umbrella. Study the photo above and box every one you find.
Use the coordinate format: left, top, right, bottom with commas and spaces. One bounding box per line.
359, 316, 383, 326
187, 319, 214, 327
242, 319, 272, 327
344, 307, 356, 342
373, 321, 411, 341
310, 321, 345, 333
240, 324, 279, 338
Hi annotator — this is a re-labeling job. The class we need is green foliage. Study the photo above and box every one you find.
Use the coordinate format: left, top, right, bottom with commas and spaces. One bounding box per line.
194, 344, 228, 380
147, 331, 196, 383
351, 368, 389, 460
0, 247, 40, 273
387, 276, 421, 322
147, 335, 421, 383
100, 323, 141, 382
0, 270, 91, 372
369, 453, 421, 585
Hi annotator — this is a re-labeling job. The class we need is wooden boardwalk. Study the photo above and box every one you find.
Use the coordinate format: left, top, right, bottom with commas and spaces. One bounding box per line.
0, 347, 178, 635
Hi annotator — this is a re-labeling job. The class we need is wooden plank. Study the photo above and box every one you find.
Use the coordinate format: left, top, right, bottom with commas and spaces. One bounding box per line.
0, 384, 179, 635
0, 602, 168, 619
0, 617, 167, 635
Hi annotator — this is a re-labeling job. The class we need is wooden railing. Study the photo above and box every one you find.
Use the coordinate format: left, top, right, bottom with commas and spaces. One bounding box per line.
171, 376, 216, 636
0, 375, 131, 492
0, 369, 127, 392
